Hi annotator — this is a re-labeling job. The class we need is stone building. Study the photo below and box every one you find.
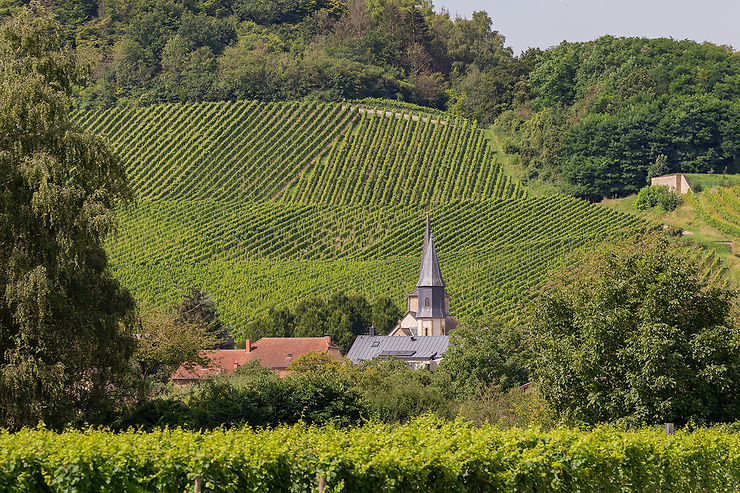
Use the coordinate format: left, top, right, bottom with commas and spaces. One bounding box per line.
388, 216, 458, 337
651, 174, 692, 194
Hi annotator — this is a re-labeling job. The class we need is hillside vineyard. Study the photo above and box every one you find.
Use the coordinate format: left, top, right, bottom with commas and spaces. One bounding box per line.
689, 186, 740, 238
75, 101, 524, 204
78, 101, 649, 337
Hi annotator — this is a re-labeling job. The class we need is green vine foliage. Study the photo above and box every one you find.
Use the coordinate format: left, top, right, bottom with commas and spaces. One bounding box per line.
1, 418, 740, 492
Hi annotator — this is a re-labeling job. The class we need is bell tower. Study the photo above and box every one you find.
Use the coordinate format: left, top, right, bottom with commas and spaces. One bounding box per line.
415, 215, 449, 336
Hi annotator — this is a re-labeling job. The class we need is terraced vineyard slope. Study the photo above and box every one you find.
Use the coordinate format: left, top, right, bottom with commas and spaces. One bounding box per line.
76, 101, 524, 204
108, 197, 649, 336
77, 100, 652, 338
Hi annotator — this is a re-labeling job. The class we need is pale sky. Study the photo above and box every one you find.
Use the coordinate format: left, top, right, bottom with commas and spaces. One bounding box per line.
436, 0, 739, 54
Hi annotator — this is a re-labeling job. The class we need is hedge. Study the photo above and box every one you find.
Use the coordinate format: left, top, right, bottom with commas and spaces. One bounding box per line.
1, 417, 739, 492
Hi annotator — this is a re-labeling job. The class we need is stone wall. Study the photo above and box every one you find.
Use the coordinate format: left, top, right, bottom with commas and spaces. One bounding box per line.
651, 174, 692, 194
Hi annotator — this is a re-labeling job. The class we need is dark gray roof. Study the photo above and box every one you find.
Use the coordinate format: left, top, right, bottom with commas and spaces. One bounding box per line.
417, 215, 445, 287
346, 335, 449, 364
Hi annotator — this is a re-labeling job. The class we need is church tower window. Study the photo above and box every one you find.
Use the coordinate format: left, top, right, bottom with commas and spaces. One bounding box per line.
425, 297, 430, 307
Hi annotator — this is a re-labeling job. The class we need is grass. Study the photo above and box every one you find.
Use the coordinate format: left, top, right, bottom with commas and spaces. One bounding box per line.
684, 173, 740, 190
600, 194, 740, 287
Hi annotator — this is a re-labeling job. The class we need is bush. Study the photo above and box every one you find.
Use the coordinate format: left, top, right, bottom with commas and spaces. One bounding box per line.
115, 371, 369, 430
657, 188, 682, 211
635, 185, 682, 212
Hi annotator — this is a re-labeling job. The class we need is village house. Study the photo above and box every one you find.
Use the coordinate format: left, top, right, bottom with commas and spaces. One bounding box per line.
172, 336, 342, 384
348, 216, 456, 368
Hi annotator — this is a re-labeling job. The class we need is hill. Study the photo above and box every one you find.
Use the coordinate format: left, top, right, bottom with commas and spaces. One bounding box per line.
601, 179, 740, 287
76, 101, 524, 204
77, 100, 650, 339
689, 185, 740, 239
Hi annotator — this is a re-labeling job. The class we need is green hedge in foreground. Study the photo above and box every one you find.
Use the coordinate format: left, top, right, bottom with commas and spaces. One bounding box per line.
1, 417, 739, 492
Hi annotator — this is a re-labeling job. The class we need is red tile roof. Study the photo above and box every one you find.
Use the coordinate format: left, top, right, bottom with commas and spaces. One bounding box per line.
172, 336, 342, 382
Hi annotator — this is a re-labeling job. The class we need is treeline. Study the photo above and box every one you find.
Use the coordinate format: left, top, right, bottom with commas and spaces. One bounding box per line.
496, 37, 740, 199
0, 0, 529, 111
4, 1, 736, 199
244, 293, 402, 353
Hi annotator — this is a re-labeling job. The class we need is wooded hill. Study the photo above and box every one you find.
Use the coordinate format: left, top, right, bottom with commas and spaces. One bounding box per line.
6, 0, 736, 199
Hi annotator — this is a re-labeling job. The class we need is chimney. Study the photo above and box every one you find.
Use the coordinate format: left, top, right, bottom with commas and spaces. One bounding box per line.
369, 325, 375, 336
324, 336, 331, 343
245, 339, 251, 352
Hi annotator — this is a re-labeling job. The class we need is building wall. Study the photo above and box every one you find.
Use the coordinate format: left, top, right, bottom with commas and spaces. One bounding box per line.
417, 317, 445, 336
651, 175, 692, 194
408, 295, 418, 313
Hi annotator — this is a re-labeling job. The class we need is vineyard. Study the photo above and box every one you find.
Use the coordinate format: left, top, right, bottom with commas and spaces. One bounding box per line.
106, 196, 652, 336
2, 418, 739, 492
75, 101, 524, 204
74, 100, 657, 336
688, 186, 740, 238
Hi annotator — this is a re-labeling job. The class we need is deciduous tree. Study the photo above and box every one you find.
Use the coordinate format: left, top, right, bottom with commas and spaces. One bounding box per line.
529, 234, 740, 426
0, 3, 136, 429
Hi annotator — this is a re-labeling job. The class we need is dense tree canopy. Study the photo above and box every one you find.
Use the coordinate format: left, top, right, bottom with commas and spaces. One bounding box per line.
244, 292, 401, 353
529, 234, 740, 426
497, 37, 740, 199
0, 4, 136, 430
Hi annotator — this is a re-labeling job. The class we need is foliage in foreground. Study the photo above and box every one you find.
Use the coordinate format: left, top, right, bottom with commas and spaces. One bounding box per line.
116, 359, 460, 430
0, 2, 135, 431
2, 417, 740, 492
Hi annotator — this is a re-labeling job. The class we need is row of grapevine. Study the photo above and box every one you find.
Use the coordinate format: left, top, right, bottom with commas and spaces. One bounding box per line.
108, 197, 645, 264
287, 110, 522, 204
688, 187, 740, 238
3, 419, 739, 492
106, 196, 649, 336
76, 100, 523, 205
77, 101, 358, 202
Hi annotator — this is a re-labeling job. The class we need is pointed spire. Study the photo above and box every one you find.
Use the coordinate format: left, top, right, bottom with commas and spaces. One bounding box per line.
417, 214, 445, 287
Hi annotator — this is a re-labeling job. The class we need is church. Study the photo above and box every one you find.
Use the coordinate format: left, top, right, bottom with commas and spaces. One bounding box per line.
346, 216, 456, 369
388, 215, 458, 337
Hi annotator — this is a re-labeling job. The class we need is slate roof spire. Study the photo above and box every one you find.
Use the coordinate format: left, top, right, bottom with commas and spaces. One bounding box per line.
417, 214, 445, 287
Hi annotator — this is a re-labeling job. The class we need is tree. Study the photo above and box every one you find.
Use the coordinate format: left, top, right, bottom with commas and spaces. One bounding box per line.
287, 350, 343, 374
370, 296, 402, 335
0, 3, 137, 430
646, 154, 669, 183
529, 234, 740, 426
439, 324, 529, 398
173, 287, 228, 347
133, 311, 216, 397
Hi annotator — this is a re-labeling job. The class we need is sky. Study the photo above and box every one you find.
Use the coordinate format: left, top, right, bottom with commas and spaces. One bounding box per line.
435, 0, 739, 54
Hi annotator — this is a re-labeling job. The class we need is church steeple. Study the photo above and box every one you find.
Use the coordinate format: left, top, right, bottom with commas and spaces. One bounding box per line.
417, 215, 445, 288
415, 215, 447, 320
387, 214, 457, 337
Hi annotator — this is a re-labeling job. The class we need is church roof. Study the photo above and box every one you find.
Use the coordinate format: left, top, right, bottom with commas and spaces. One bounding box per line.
346, 335, 449, 364
416, 215, 445, 287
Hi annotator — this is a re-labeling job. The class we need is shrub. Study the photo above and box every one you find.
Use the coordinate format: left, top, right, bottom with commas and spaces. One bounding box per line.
635, 185, 682, 212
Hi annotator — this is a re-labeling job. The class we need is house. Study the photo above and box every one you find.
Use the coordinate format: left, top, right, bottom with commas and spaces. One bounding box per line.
172, 336, 342, 384
346, 335, 449, 370
388, 215, 459, 336
651, 174, 692, 194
